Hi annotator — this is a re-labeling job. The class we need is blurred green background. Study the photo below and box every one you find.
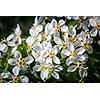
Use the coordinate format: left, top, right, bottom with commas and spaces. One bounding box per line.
0, 16, 35, 40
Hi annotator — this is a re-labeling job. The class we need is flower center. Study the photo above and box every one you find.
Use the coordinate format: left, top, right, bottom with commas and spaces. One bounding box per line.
17, 58, 25, 67
40, 65, 47, 71
70, 36, 76, 43
48, 66, 53, 72
13, 75, 20, 83
48, 51, 55, 58
70, 51, 76, 56
42, 34, 47, 41
77, 62, 83, 68
96, 23, 100, 30
62, 41, 67, 49
55, 25, 61, 32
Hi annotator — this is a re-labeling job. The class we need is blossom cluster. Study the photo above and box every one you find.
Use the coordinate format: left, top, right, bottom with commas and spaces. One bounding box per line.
0, 16, 100, 83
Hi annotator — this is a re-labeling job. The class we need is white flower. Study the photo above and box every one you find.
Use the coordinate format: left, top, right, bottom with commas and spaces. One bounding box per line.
61, 42, 86, 66
13, 24, 22, 45
45, 42, 60, 64
67, 61, 88, 78
89, 17, 100, 37
33, 63, 63, 81
8, 51, 34, 75
26, 22, 43, 46
50, 19, 68, 37
76, 31, 93, 54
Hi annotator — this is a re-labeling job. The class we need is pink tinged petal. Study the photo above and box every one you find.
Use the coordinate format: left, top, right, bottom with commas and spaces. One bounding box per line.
25, 56, 34, 64
40, 70, 49, 80
89, 19, 96, 27
76, 47, 86, 55
79, 67, 88, 78
67, 65, 77, 72
12, 66, 20, 76
20, 75, 29, 83
54, 37, 62, 45
68, 42, 75, 52
53, 56, 60, 64
26, 36, 34, 46
58, 19, 65, 26
14, 51, 22, 60
52, 71, 59, 79
7, 34, 15, 41
61, 25, 68, 32
8, 59, 17, 66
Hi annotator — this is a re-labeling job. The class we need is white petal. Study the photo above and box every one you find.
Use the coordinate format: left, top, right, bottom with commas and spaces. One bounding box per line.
79, 67, 88, 78
29, 29, 34, 36
1, 72, 12, 78
25, 56, 34, 64
0, 43, 7, 51
8, 59, 17, 66
86, 46, 93, 54
53, 56, 60, 64
46, 57, 52, 64
35, 25, 43, 34
40, 70, 49, 80
52, 45, 58, 55
61, 49, 70, 58
20, 75, 29, 83
89, 19, 96, 27
58, 19, 65, 26
12, 66, 20, 76
61, 25, 68, 32
51, 19, 57, 27
33, 65, 40, 72
15, 24, 21, 35
76, 47, 86, 55
98, 40, 100, 46
78, 54, 88, 62
18, 37, 22, 44
52, 71, 59, 79
66, 56, 75, 66
90, 28, 97, 37
67, 65, 77, 72
7, 41, 15, 47
68, 42, 75, 52
54, 65, 63, 72
11, 46, 17, 55
1, 44, 8, 53
14, 51, 22, 60
54, 37, 62, 45
7, 34, 15, 41
26, 36, 34, 46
